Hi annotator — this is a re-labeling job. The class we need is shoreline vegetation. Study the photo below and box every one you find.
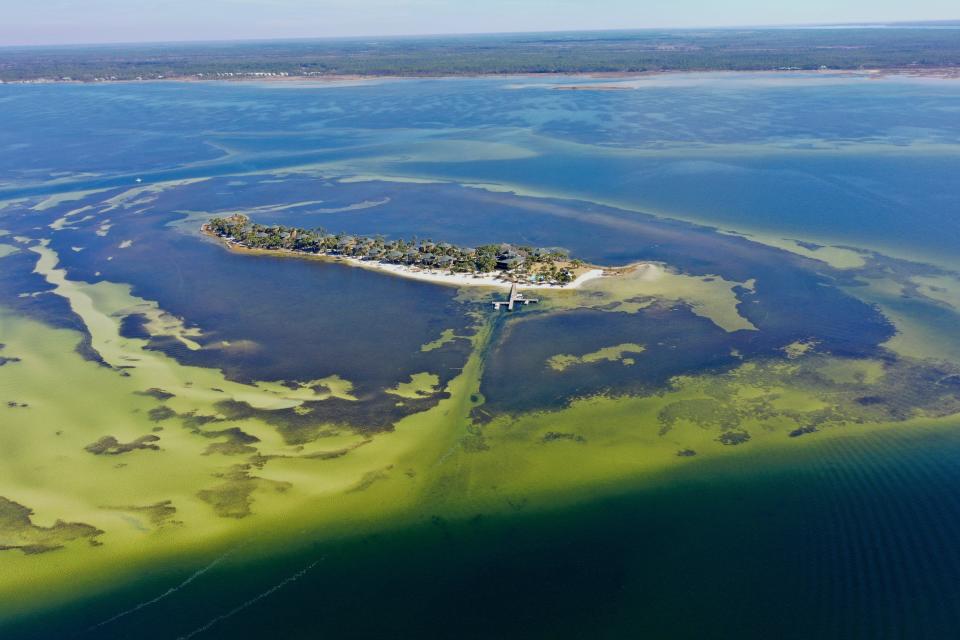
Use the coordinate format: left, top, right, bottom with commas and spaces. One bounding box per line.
8, 66, 960, 86
2, 27, 959, 83
203, 215, 610, 289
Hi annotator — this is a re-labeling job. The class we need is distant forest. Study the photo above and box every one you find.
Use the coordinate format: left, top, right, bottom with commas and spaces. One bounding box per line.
2, 27, 959, 82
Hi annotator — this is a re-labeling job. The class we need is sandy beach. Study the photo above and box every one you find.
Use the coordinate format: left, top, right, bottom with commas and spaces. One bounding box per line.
338, 255, 608, 290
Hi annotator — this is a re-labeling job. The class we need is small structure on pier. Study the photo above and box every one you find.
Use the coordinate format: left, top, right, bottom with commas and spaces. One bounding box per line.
493, 283, 538, 311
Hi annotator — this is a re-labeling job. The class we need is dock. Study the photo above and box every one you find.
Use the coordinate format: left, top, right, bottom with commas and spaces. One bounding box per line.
493, 283, 538, 311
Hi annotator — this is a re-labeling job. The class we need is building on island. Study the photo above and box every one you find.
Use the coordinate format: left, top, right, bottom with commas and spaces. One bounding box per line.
496, 244, 527, 270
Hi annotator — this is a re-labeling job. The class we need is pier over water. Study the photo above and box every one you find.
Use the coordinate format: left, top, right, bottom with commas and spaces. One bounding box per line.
493, 283, 539, 311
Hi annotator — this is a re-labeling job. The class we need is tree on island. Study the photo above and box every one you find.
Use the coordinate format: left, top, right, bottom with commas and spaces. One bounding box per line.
204, 215, 581, 285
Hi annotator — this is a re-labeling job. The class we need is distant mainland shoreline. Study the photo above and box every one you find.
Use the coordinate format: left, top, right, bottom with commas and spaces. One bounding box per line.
6, 67, 960, 86
3, 27, 959, 84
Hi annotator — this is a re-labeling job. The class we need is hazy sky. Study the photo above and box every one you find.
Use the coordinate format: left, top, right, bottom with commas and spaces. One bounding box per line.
1, 0, 957, 46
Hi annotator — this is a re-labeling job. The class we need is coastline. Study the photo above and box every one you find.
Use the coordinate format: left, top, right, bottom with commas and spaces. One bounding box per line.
4, 66, 960, 86
206, 231, 613, 290
340, 255, 608, 290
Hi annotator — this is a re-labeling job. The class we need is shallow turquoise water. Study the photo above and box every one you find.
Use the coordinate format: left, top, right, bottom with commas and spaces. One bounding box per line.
2, 74, 958, 263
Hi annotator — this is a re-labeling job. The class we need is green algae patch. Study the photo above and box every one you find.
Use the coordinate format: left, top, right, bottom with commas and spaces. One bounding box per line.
30, 243, 354, 409
196, 464, 292, 519
814, 358, 885, 385
783, 340, 818, 359
725, 232, 868, 269
200, 427, 261, 456
437, 352, 960, 518
452, 259, 754, 334
254, 376, 357, 403
547, 343, 645, 372
0, 497, 103, 555
658, 397, 741, 434
844, 273, 960, 364
0, 307, 412, 613
910, 274, 960, 313
0, 342, 21, 367
552, 263, 756, 333
101, 501, 180, 531
84, 435, 162, 456
387, 372, 442, 399
421, 328, 462, 352
0, 302, 493, 617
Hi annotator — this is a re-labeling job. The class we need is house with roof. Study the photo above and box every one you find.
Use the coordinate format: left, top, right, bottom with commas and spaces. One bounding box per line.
496, 244, 527, 270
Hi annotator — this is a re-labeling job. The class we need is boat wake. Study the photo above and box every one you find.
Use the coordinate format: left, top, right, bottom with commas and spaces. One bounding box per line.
86, 550, 235, 632
176, 559, 322, 640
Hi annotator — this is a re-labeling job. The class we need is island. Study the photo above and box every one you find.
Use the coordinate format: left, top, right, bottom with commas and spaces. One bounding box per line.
203, 214, 607, 289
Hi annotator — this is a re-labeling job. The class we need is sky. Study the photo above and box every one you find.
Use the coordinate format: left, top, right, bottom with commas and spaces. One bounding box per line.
0, 0, 957, 46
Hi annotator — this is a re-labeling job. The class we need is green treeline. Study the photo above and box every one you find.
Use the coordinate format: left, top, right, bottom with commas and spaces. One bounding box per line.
3, 28, 959, 82
206, 215, 579, 284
